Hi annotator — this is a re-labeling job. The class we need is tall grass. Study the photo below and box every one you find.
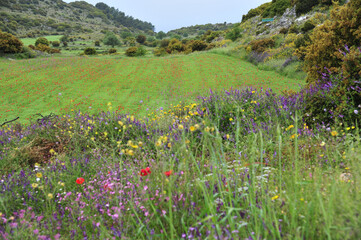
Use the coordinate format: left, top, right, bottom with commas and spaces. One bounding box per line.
0, 87, 359, 239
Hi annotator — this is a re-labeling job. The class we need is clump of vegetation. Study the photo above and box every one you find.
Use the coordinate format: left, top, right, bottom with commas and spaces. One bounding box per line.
0, 30, 23, 54
242, 2, 272, 22
94, 40, 100, 46
103, 32, 121, 48
83, 47, 96, 55
136, 34, 146, 44
125, 46, 147, 57
249, 38, 275, 53
35, 37, 49, 47
188, 40, 208, 52
302, 0, 361, 83
108, 48, 117, 54
51, 41, 60, 47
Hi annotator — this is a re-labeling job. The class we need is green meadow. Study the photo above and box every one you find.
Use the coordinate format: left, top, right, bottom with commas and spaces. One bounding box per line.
0, 53, 302, 123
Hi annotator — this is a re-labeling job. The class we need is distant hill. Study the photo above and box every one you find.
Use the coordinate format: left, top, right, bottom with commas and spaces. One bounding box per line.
167, 23, 236, 37
0, 0, 154, 37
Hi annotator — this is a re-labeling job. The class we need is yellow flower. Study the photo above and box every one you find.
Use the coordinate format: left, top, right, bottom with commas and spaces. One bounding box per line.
271, 195, 279, 201
229, 118, 233, 121
331, 131, 338, 136
155, 140, 162, 147
320, 141, 326, 147
226, 134, 230, 139
178, 125, 184, 130
49, 149, 56, 155
190, 126, 196, 132
194, 124, 200, 129
300, 198, 304, 202
39, 186, 44, 190
34, 163, 40, 168
47, 193, 53, 199
167, 143, 172, 148
126, 149, 134, 156
138, 141, 143, 147
36, 173, 42, 178
118, 121, 124, 126
104, 132, 108, 137
32, 183, 38, 188
204, 127, 210, 132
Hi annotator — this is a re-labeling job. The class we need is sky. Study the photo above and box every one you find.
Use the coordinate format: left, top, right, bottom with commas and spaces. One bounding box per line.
63, 0, 270, 32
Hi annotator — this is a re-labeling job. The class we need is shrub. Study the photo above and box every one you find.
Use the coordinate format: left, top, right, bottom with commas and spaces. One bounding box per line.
288, 24, 299, 34
108, 48, 117, 54
135, 46, 147, 56
303, 48, 361, 127
303, 0, 361, 83
242, 2, 272, 22
225, 26, 242, 42
136, 35, 146, 44
28, 45, 35, 50
301, 20, 316, 32
35, 37, 49, 47
84, 47, 96, 55
0, 31, 23, 54
51, 41, 60, 47
21, 46, 36, 58
262, 0, 291, 18
103, 32, 120, 48
189, 40, 208, 52
35, 43, 51, 52
159, 39, 170, 48
153, 47, 167, 57
62, 41, 68, 47
249, 38, 275, 53
295, 0, 319, 16
279, 27, 289, 34
168, 39, 185, 53
95, 40, 100, 46
125, 47, 138, 57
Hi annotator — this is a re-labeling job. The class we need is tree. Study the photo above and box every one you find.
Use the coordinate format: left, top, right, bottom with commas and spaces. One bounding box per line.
103, 32, 121, 48
156, 31, 166, 40
136, 35, 146, 44
226, 26, 242, 42
0, 31, 23, 54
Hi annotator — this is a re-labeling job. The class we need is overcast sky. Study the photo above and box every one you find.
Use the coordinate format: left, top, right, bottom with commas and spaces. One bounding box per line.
63, 0, 270, 32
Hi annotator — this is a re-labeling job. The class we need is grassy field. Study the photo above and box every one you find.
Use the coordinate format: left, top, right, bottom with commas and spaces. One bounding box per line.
0, 53, 302, 123
20, 35, 63, 46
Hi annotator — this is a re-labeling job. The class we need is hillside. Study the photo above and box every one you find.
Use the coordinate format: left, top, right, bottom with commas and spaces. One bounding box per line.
167, 22, 236, 37
0, 0, 154, 38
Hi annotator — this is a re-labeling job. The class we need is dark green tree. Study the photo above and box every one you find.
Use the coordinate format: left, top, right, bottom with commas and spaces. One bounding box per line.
136, 35, 146, 44
156, 31, 166, 40
103, 32, 121, 48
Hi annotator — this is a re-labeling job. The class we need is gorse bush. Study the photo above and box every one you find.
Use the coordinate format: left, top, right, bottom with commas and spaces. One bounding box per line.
0, 30, 23, 54
303, 0, 361, 83
83, 47, 96, 55
262, 0, 291, 18
295, 0, 319, 16
125, 47, 137, 57
51, 41, 60, 47
136, 34, 146, 44
108, 48, 117, 54
35, 37, 49, 47
189, 40, 208, 52
249, 38, 275, 53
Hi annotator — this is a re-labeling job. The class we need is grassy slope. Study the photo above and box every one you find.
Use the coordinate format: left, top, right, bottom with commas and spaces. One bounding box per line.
0, 53, 303, 123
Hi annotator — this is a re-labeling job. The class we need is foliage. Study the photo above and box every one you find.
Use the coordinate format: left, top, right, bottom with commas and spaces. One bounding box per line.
108, 48, 117, 54
120, 31, 132, 39
83, 47, 96, 55
0, 30, 23, 54
125, 47, 137, 57
51, 41, 60, 47
249, 38, 275, 53
159, 39, 170, 48
262, 0, 291, 18
136, 35, 146, 44
225, 26, 242, 42
303, 0, 361, 83
153, 47, 167, 57
242, 2, 272, 22
295, 0, 320, 16
103, 32, 121, 48
303, 49, 361, 127
156, 31, 166, 40
301, 20, 316, 33
167, 38, 185, 53
94, 40, 100, 47
35, 37, 49, 47
188, 40, 208, 52
202, 30, 220, 43
95, 2, 154, 31
279, 27, 289, 34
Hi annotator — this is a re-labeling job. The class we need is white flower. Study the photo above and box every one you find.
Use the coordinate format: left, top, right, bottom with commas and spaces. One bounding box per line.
354, 110, 359, 114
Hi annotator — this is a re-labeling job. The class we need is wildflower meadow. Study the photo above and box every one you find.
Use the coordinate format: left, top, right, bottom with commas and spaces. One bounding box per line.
0, 52, 360, 239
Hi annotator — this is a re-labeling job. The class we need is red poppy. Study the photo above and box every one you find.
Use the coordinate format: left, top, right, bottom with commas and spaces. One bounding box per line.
140, 167, 151, 177
164, 170, 173, 177
76, 177, 85, 184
